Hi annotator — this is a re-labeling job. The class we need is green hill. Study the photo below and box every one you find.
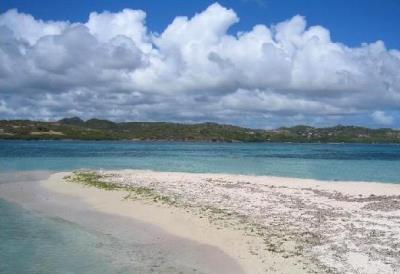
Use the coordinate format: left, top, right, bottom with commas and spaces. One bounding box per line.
0, 117, 399, 143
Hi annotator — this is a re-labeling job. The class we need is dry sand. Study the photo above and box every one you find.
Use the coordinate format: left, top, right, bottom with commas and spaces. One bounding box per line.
41, 172, 304, 274
0, 172, 244, 274
3, 170, 400, 274
58, 169, 400, 274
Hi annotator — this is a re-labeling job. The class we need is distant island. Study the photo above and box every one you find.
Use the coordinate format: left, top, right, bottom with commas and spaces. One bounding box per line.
0, 117, 399, 143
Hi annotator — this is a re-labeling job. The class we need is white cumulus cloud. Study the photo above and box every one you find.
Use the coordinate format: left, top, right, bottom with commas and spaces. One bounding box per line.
0, 3, 399, 128
371, 111, 394, 125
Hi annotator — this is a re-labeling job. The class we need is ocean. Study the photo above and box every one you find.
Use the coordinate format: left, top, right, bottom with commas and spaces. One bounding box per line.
1, 140, 400, 273
1, 140, 399, 183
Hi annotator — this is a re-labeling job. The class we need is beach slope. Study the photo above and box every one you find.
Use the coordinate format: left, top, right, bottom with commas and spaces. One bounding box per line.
2, 170, 400, 273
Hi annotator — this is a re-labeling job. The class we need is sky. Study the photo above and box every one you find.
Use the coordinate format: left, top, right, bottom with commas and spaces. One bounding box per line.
0, 0, 399, 128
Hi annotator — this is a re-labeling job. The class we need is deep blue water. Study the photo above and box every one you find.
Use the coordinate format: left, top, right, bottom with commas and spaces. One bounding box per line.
1, 140, 400, 183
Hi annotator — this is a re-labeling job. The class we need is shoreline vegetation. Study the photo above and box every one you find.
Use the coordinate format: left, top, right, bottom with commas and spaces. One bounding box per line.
1, 117, 400, 143
63, 169, 400, 274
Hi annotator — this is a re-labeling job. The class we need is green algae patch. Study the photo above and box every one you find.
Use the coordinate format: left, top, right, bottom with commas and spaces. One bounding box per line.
64, 171, 178, 206
64, 171, 122, 190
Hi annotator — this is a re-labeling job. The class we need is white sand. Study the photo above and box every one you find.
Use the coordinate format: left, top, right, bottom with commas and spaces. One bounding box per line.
41, 172, 304, 274
44, 170, 400, 273
0, 172, 244, 274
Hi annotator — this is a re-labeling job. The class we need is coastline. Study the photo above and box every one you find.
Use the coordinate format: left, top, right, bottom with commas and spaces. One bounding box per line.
59, 170, 400, 273
40, 172, 304, 274
0, 172, 247, 274
2, 170, 400, 273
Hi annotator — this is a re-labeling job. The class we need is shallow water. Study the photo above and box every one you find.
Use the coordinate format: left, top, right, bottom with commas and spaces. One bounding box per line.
1, 140, 399, 273
1, 140, 399, 183
0, 198, 116, 274
0, 171, 242, 274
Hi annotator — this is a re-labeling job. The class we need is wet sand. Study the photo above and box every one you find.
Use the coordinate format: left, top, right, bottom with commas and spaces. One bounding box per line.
56, 170, 400, 273
0, 172, 245, 274
2, 169, 400, 273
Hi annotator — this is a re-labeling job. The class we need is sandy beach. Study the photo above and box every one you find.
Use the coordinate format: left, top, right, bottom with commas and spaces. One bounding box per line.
2, 170, 400, 274
0, 173, 244, 274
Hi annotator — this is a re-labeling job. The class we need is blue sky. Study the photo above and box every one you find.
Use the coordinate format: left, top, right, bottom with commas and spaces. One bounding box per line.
0, 1, 399, 128
2, 0, 399, 49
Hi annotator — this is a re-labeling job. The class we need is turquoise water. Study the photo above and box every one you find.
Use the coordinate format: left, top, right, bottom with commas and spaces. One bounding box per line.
1, 140, 399, 273
0, 197, 204, 274
1, 140, 400, 183
0, 199, 115, 274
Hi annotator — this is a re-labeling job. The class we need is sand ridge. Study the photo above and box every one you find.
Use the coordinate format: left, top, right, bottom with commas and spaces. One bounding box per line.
43, 172, 310, 274
45, 170, 400, 273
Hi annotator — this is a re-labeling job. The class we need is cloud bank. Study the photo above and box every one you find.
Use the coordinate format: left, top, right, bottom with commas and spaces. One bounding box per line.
0, 3, 399, 128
